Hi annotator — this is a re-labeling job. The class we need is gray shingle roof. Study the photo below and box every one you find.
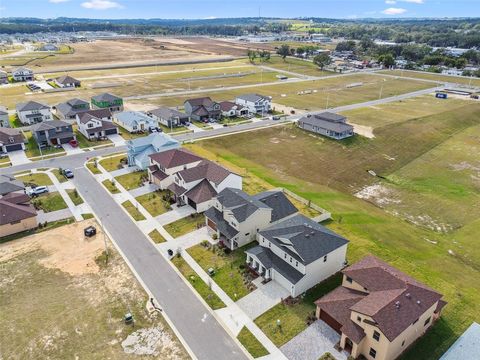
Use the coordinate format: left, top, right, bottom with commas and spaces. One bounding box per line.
259, 214, 349, 265
205, 207, 239, 238
215, 188, 269, 222
31, 120, 71, 132
55, 75, 80, 85
236, 93, 270, 103
55, 98, 89, 117
92, 93, 121, 102
177, 159, 233, 186
253, 191, 298, 222
299, 113, 353, 133
77, 108, 112, 123
0, 175, 25, 196
16, 101, 50, 112
149, 107, 188, 120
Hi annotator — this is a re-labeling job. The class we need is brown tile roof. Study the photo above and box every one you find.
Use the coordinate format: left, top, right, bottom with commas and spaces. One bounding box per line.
185, 179, 217, 204
316, 255, 445, 343
0, 197, 36, 225
2, 192, 30, 204
149, 149, 202, 169
167, 182, 187, 196
177, 159, 233, 185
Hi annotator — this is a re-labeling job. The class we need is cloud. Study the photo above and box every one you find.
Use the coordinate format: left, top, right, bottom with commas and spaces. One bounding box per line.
81, 0, 124, 10
402, 0, 424, 3
385, 0, 396, 4
49, 0, 70, 3
382, 7, 407, 15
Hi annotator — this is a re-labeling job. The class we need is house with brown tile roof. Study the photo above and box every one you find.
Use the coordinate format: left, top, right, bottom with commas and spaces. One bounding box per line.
315, 255, 446, 360
0, 191, 37, 237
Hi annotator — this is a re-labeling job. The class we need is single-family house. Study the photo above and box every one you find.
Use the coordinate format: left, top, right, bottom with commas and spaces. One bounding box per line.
147, 107, 189, 128
219, 101, 249, 118
148, 148, 203, 188
440, 322, 480, 360
16, 101, 52, 125
235, 94, 272, 115
91, 93, 124, 113
76, 109, 118, 141
0, 192, 37, 237
114, 111, 157, 133
0, 106, 9, 127
0, 70, 8, 84
168, 159, 242, 212
315, 255, 446, 360
246, 214, 349, 297
127, 132, 180, 170
55, 98, 90, 120
12, 67, 34, 82
31, 120, 76, 146
0, 127, 26, 152
298, 112, 354, 140
39, 44, 59, 52
0, 175, 25, 196
205, 188, 298, 250
184, 97, 221, 121
54, 75, 81, 88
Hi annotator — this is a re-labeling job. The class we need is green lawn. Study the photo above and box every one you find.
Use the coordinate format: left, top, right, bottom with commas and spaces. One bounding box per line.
66, 189, 84, 206
121, 200, 146, 221
86, 160, 102, 175
163, 213, 205, 238
101, 179, 120, 194
148, 229, 167, 244
258, 56, 334, 77
82, 213, 94, 220
115, 171, 147, 190
51, 169, 68, 183
23, 131, 65, 158
99, 154, 127, 172
16, 172, 53, 186
9, 114, 22, 128
187, 243, 254, 301
74, 128, 112, 149
378, 69, 480, 87
237, 326, 269, 358
135, 191, 171, 217
117, 125, 147, 140
171, 255, 226, 310
32, 192, 68, 213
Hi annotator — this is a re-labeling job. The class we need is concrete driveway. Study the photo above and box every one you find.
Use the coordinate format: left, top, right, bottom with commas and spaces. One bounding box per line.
236, 280, 289, 319
8, 150, 30, 165
107, 133, 126, 146
62, 143, 83, 155
155, 204, 196, 226
281, 320, 348, 360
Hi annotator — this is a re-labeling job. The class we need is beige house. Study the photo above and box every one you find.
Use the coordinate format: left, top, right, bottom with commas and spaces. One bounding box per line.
0, 192, 37, 237
315, 255, 446, 360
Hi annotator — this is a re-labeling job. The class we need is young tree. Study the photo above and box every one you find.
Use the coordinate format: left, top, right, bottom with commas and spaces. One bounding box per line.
277, 44, 290, 61
313, 53, 332, 70
378, 54, 395, 68
247, 49, 257, 63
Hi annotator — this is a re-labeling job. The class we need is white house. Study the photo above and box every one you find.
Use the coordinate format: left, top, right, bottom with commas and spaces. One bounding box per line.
12, 67, 34, 82
114, 111, 158, 133
0, 70, 8, 84
246, 214, 349, 297
0, 106, 9, 128
235, 94, 272, 115
219, 101, 249, 118
205, 188, 298, 250
76, 109, 118, 140
16, 101, 52, 125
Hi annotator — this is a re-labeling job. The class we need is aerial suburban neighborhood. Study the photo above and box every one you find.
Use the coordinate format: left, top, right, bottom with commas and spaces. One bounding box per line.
0, 4, 479, 360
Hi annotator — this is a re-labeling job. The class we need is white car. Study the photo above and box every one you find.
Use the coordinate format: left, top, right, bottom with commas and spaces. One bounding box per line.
28, 186, 49, 197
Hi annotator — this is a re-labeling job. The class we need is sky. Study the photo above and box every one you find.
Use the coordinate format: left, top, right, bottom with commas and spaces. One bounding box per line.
0, 0, 478, 20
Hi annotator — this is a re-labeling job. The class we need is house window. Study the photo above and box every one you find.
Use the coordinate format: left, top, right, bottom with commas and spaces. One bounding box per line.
284, 253, 287, 259
373, 330, 380, 341
413, 318, 419, 325
245, 233, 250, 236
8, 137, 14, 143
323, 255, 328, 262
424, 317, 431, 326
369, 348, 377, 359
268, 242, 271, 248
401, 340, 405, 347
290, 257, 293, 263
346, 276, 353, 283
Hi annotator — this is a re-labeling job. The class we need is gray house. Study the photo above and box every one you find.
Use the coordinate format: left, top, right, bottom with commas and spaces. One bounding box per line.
31, 120, 76, 146
297, 112, 354, 140
55, 98, 90, 120
0, 106, 9, 128
148, 107, 189, 128
184, 97, 221, 121
0, 70, 8, 85
54, 75, 81, 88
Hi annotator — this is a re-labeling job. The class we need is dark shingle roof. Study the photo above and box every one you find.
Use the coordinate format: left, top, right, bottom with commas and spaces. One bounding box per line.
177, 159, 233, 185
299, 113, 353, 133
149, 148, 202, 169
91, 93, 121, 102
31, 120, 71, 132
55, 75, 80, 85
0, 175, 25, 196
149, 107, 188, 120
253, 191, 298, 222
214, 188, 268, 222
16, 101, 50, 112
259, 214, 349, 265
0, 128, 24, 145
56, 98, 89, 117
185, 179, 217, 204
77, 108, 112, 123
0, 197, 36, 225
205, 207, 239, 239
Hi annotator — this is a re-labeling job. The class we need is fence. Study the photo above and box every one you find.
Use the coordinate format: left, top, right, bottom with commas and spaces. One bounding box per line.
272, 187, 331, 222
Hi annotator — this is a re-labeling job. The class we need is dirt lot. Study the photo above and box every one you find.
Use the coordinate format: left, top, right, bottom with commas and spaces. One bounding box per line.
0, 220, 189, 360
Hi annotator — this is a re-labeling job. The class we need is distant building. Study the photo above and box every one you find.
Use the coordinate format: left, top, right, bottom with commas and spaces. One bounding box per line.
16, 101, 52, 125
441, 69, 464, 77
55, 98, 90, 120
54, 75, 81, 88
126, 132, 180, 170
0, 70, 8, 84
298, 112, 354, 140
39, 44, 59, 52
147, 107, 189, 128
12, 67, 34, 82
235, 94, 271, 115
113, 111, 158, 133
0, 106, 9, 128
91, 93, 124, 113
0, 127, 25, 152
184, 97, 221, 121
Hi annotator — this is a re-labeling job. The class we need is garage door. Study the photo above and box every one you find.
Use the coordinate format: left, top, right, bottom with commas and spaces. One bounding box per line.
105, 128, 118, 135
207, 218, 217, 231
187, 198, 197, 210
59, 137, 74, 144
5, 143, 23, 152
319, 309, 342, 334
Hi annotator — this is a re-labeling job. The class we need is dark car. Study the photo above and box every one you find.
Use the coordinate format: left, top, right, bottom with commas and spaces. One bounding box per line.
84, 226, 97, 237
63, 169, 74, 178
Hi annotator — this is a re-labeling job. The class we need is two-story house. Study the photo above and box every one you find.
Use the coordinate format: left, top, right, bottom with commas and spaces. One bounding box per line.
91, 93, 124, 113
298, 112, 354, 140
235, 94, 272, 115
127, 132, 180, 170
76, 109, 118, 141
0, 127, 26, 152
184, 97, 221, 121
30, 120, 76, 146
54, 75, 81, 88
147, 107, 189, 128
12, 67, 34, 82
205, 188, 298, 250
113, 111, 158, 133
246, 214, 349, 297
315, 255, 446, 360
55, 98, 90, 120
16, 101, 52, 125
0, 106, 9, 127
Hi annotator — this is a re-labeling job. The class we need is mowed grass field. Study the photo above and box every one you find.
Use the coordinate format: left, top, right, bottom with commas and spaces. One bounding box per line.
257, 56, 334, 77
378, 69, 480, 87
187, 99, 480, 360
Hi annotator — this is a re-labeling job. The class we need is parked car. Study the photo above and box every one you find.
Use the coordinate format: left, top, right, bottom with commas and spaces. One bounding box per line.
0, 153, 8, 159
62, 168, 74, 178
271, 115, 281, 121
27, 186, 49, 197
84, 226, 97, 237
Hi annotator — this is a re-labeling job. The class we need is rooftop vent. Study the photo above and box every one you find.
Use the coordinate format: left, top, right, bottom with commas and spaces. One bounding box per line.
405, 293, 411, 299
310, 231, 315, 235
417, 300, 421, 305
395, 301, 401, 309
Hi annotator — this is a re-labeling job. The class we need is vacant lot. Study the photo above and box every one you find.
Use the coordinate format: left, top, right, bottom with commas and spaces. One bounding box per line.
190, 100, 480, 359
259, 56, 334, 77
0, 220, 188, 359
378, 69, 480, 87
